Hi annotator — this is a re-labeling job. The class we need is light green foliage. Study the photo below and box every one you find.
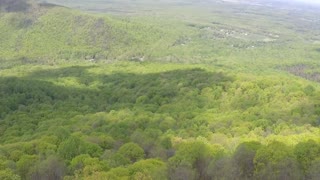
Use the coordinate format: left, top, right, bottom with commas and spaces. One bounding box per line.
0, 169, 21, 180
254, 142, 294, 169
254, 141, 301, 179
107, 152, 132, 167
10, 150, 24, 162
16, 155, 38, 178
1, 0, 320, 179
104, 167, 130, 180
58, 136, 102, 160
0, 62, 319, 179
128, 159, 167, 180
68, 154, 109, 179
0, 155, 21, 180
103, 159, 167, 180
294, 140, 320, 173
0, 5, 176, 62
169, 141, 224, 179
117, 143, 145, 163
169, 141, 224, 167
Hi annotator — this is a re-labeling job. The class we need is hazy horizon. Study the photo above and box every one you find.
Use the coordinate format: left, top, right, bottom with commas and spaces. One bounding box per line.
292, 0, 320, 4
44, 0, 320, 6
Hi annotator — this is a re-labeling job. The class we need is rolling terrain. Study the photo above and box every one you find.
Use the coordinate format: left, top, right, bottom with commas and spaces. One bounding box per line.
0, 0, 320, 179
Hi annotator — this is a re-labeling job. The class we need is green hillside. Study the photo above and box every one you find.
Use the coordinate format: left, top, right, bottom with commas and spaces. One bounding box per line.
0, 0, 320, 180
0, 6, 170, 62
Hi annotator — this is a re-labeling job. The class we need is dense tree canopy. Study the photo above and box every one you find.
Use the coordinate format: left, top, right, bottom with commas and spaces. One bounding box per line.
0, 1, 320, 179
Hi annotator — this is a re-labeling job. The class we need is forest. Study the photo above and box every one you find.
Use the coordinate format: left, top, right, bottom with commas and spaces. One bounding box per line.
0, 0, 320, 180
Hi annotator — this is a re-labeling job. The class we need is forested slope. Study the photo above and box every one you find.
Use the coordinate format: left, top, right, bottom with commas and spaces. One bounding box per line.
0, 0, 320, 180
0, 62, 320, 179
0, 1, 183, 63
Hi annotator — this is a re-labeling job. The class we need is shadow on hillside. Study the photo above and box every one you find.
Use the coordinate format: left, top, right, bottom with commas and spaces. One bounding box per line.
0, 66, 233, 115
1, 65, 319, 142
0, 66, 234, 140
